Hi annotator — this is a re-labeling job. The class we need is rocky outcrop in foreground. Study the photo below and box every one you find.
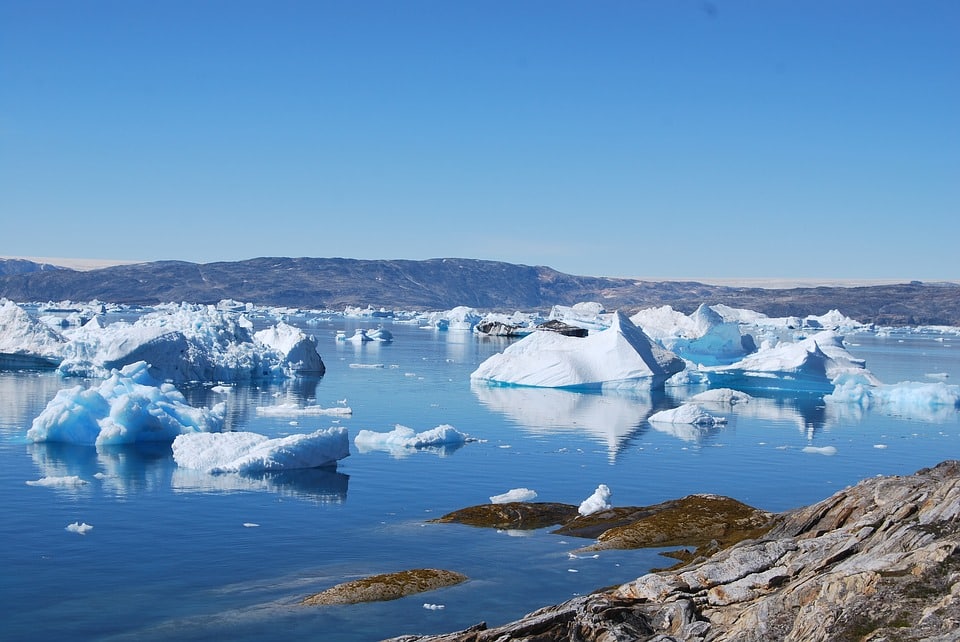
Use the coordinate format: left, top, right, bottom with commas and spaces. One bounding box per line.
391, 461, 960, 642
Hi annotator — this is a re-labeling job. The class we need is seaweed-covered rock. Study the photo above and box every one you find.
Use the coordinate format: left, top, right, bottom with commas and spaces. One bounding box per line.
430, 502, 580, 530
301, 568, 468, 606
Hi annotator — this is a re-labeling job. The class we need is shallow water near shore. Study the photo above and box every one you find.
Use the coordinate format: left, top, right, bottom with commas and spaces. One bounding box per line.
1, 321, 959, 641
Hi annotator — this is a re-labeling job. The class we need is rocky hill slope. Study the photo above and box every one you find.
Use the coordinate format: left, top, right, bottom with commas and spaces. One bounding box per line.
1, 257, 958, 325
390, 460, 960, 642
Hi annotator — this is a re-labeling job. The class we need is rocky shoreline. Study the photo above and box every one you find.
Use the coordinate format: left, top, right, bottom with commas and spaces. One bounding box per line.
388, 461, 960, 642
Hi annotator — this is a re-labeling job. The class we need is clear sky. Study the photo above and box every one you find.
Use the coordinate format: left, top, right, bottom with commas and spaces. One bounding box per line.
1, 1, 957, 280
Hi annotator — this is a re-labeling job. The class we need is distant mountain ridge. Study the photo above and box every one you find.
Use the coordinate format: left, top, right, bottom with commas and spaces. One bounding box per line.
1, 257, 958, 326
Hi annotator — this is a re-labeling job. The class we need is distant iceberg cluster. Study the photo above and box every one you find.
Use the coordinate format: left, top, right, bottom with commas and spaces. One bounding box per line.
6, 295, 960, 473
1, 299, 325, 382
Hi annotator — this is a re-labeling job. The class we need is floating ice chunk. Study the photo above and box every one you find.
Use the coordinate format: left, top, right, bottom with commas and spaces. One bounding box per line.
490, 488, 538, 504
802, 445, 837, 455
66, 522, 93, 535
689, 388, 752, 405
172, 427, 349, 473
255, 403, 353, 417
926, 373, 950, 380
26, 475, 88, 487
648, 404, 727, 426
354, 424, 474, 456
578, 484, 612, 516
423, 603, 445, 610
471, 311, 684, 389
27, 361, 226, 446
243, 523, 260, 528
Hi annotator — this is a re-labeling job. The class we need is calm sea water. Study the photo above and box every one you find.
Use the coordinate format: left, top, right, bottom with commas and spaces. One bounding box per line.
1, 319, 958, 641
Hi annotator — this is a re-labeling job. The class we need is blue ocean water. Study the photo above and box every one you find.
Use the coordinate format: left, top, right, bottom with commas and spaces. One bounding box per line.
1, 320, 958, 641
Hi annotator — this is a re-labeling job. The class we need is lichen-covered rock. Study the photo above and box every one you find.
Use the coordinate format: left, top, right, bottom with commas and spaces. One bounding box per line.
430, 502, 580, 530
301, 568, 467, 606
389, 461, 960, 642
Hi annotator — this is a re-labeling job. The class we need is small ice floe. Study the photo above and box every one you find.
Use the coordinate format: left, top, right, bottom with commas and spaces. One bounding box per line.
349, 363, 385, 369
578, 484, 612, 516
354, 424, 475, 456
242, 522, 260, 528
926, 372, 950, 380
689, 388, 752, 405
210, 385, 233, 394
172, 427, 350, 473
66, 522, 93, 535
423, 603, 445, 610
802, 445, 838, 456
26, 475, 88, 487
874, 444, 888, 449
567, 569, 579, 573
490, 488, 537, 504
255, 403, 353, 417
648, 404, 727, 426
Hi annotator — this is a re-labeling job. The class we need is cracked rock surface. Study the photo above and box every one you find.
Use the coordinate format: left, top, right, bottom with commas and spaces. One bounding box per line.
390, 461, 960, 642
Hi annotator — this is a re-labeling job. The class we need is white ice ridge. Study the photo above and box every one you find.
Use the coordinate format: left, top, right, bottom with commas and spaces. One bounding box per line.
27, 361, 226, 446
171, 426, 350, 473
579, 484, 612, 516
354, 424, 474, 455
471, 311, 684, 389
490, 488, 538, 504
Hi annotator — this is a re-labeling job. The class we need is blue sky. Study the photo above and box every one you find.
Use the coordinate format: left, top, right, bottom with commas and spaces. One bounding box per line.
1, 1, 957, 280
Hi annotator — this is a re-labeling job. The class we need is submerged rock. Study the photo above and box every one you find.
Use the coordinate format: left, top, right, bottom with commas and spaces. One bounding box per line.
390, 461, 960, 641
301, 568, 468, 606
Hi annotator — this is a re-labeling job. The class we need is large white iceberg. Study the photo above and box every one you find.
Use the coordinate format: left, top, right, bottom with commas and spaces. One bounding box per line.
27, 361, 226, 446
470, 311, 684, 389
171, 426, 349, 473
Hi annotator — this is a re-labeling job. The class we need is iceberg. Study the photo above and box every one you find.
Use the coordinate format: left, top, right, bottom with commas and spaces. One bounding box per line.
578, 484, 612, 516
27, 303, 328, 382
253, 322, 326, 374
0, 299, 66, 369
490, 488, 538, 504
632, 304, 755, 366
27, 361, 226, 446
689, 388, 752, 405
470, 311, 684, 390
171, 426, 350, 473
702, 331, 878, 392
354, 424, 474, 456
648, 404, 728, 426
826, 375, 960, 420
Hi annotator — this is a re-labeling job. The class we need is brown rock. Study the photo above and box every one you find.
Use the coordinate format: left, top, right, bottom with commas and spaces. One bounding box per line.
301, 568, 467, 606
429, 502, 580, 530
